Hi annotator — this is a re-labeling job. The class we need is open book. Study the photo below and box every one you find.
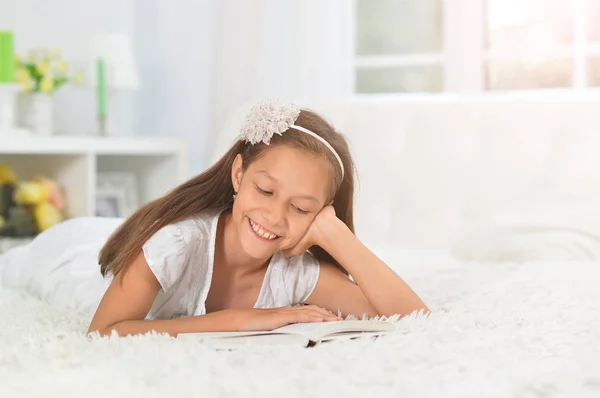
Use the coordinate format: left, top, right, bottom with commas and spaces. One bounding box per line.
177, 320, 397, 349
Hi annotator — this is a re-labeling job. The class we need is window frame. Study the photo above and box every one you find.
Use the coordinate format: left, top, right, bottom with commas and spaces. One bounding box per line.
352, 0, 600, 95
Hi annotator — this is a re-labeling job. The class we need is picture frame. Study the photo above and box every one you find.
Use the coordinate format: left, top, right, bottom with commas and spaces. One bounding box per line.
96, 172, 139, 218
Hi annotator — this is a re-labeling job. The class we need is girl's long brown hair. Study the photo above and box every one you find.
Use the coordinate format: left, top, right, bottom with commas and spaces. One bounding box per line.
99, 109, 355, 279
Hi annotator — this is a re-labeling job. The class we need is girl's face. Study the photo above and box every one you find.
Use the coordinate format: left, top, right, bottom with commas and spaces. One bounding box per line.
231, 145, 332, 260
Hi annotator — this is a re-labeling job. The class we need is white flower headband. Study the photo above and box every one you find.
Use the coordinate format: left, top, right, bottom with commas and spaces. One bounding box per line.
238, 100, 345, 179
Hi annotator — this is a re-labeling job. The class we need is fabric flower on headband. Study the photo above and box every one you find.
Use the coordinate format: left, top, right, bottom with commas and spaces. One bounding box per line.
239, 100, 301, 145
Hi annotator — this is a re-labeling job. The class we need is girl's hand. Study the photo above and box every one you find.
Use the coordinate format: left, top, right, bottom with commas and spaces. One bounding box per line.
283, 205, 339, 257
237, 305, 343, 332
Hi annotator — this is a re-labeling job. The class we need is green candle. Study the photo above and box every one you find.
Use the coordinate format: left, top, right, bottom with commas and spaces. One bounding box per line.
0, 31, 16, 83
97, 58, 106, 116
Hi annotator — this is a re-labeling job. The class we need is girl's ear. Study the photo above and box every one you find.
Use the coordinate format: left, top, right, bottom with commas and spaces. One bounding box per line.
231, 154, 244, 192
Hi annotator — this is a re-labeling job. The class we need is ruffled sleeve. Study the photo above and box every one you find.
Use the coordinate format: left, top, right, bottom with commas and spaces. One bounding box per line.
283, 252, 321, 305
142, 223, 191, 292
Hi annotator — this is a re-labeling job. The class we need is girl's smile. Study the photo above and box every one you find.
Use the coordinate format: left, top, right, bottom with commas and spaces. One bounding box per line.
247, 217, 281, 241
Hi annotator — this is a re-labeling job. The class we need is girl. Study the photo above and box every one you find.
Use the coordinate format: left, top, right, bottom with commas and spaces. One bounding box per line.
0, 101, 428, 337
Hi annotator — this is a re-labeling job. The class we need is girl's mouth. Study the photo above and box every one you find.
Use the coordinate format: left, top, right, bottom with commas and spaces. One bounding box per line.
248, 218, 281, 241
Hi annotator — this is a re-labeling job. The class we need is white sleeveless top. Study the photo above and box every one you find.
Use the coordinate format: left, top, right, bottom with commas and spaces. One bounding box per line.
0, 210, 320, 320
143, 210, 321, 320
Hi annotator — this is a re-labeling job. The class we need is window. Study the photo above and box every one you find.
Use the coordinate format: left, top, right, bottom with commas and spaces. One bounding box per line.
354, 0, 600, 94
485, 0, 597, 90
354, 0, 444, 93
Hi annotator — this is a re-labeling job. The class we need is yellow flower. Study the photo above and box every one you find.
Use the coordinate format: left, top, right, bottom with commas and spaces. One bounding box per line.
58, 61, 69, 73
0, 165, 18, 185
52, 48, 62, 58
14, 181, 50, 205
15, 68, 30, 84
19, 78, 35, 93
36, 62, 50, 76
40, 77, 54, 93
33, 202, 63, 232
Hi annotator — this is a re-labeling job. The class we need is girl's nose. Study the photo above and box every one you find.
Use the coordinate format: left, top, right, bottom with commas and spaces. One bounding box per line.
264, 202, 286, 228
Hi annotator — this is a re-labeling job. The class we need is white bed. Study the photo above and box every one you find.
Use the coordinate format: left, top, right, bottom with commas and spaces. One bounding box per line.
1, 248, 599, 398
2, 93, 600, 397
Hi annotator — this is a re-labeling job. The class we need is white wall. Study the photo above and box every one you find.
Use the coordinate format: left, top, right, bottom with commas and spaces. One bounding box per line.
0, 0, 136, 136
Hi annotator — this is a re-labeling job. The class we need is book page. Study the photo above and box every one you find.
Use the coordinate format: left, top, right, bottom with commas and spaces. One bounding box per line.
202, 333, 310, 349
177, 331, 273, 341
273, 322, 332, 339
273, 320, 396, 341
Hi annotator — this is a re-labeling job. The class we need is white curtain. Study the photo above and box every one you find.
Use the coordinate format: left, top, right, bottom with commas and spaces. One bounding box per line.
207, 0, 355, 167
210, 0, 354, 118
133, 0, 218, 174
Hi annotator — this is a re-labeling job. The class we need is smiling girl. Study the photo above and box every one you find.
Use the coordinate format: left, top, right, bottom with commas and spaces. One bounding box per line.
0, 101, 428, 337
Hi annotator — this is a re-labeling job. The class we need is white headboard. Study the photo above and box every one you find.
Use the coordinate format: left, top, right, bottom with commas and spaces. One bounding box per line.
212, 92, 600, 250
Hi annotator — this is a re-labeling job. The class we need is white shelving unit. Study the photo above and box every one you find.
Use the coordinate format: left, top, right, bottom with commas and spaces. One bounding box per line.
0, 135, 189, 219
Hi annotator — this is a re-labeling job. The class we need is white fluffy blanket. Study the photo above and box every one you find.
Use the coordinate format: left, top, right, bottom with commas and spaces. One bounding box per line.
1, 258, 599, 398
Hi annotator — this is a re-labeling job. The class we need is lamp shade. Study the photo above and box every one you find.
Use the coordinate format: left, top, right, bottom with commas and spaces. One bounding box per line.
87, 34, 140, 90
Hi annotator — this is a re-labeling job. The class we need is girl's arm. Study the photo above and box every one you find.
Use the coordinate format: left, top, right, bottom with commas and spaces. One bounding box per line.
308, 219, 429, 318
88, 252, 237, 337
88, 252, 339, 337
287, 207, 430, 319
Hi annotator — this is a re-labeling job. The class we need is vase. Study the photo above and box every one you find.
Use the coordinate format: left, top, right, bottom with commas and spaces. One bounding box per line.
19, 93, 54, 135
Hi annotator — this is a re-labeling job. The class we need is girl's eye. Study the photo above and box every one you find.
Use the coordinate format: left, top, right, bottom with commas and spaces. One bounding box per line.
256, 185, 272, 196
293, 205, 308, 215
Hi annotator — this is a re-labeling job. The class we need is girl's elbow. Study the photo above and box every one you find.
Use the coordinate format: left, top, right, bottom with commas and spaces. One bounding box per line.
405, 303, 430, 317
417, 305, 431, 316
390, 302, 430, 318
87, 322, 119, 338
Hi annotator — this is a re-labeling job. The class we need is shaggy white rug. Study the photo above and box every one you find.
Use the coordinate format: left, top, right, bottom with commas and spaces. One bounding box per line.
1, 257, 599, 398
